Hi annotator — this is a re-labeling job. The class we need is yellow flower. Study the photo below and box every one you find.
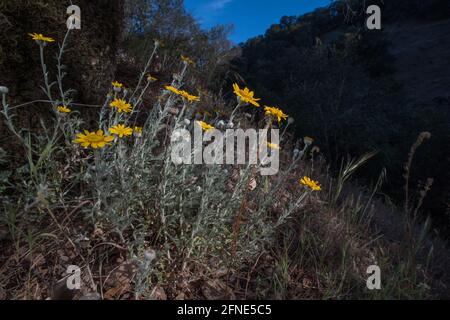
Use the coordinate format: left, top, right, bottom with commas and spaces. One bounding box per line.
110, 99, 132, 113
197, 121, 215, 132
73, 130, 114, 149
264, 106, 288, 123
147, 74, 157, 82
165, 85, 181, 95
109, 124, 133, 138
179, 90, 200, 102
181, 55, 195, 66
165, 86, 199, 102
300, 176, 322, 191
28, 33, 55, 43
232, 83, 261, 107
112, 81, 123, 88
57, 105, 71, 113
267, 142, 280, 150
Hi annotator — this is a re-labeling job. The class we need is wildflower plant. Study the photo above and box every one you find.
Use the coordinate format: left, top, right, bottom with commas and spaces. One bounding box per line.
109, 124, 133, 138
73, 130, 114, 149
0, 27, 324, 297
264, 106, 288, 123
300, 176, 322, 191
232, 83, 261, 107
28, 33, 55, 44
57, 105, 71, 113
110, 98, 133, 113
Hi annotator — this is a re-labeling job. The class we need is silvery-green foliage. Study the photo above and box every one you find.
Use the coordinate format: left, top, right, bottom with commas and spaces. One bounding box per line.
1, 31, 309, 295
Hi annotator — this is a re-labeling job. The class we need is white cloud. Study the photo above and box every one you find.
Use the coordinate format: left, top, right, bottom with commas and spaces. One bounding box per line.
193, 0, 233, 26
206, 0, 233, 12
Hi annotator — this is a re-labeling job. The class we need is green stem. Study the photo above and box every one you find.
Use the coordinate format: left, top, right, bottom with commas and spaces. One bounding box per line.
56, 29, 71, 105
39, 45, 54, 107
130, 43, 158, 102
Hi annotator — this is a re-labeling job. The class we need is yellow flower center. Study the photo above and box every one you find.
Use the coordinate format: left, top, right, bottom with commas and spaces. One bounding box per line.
86, 133, 105, 142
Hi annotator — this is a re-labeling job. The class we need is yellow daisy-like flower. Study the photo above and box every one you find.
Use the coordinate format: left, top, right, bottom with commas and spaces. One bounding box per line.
57, 105, 71, 113
112, 81, 123, 88
181, 55, 195, 66
300, 176, 322, 191
109, 124, 133, 138
264, 106, 288, 123
232, 83, 261, 107
110, 99, 132, 113
179, 90, 200, 102
267, 142, 280, 150
165, 85, 181, 95
165, 86, 199, 102
147, 74, 157, 82
73, 130, 114, 149
197, 121, 215, 132
28, 33, 55, 43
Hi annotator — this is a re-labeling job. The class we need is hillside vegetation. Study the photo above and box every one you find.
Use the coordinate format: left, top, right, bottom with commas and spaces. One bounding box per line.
0, 0, 449, 299
234, 0, 450, 236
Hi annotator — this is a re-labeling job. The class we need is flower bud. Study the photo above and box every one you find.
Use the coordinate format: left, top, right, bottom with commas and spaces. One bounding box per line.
304, 137, 314, 146
144, 249, 156, 263
216, 120, 226, 130
147, 75, 157, 83
0, 86, 9, 94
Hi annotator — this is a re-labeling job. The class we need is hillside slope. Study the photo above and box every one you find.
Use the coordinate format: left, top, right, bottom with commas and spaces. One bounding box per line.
235, 2, 450, 236
386, 19, 450, 103
383, 19, 450, 229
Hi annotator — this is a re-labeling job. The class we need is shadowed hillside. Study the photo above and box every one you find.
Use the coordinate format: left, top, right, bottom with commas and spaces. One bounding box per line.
234, 0, 450, 237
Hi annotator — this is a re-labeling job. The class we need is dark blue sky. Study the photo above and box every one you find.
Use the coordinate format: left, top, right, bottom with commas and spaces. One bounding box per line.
184, 0, 331, 43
